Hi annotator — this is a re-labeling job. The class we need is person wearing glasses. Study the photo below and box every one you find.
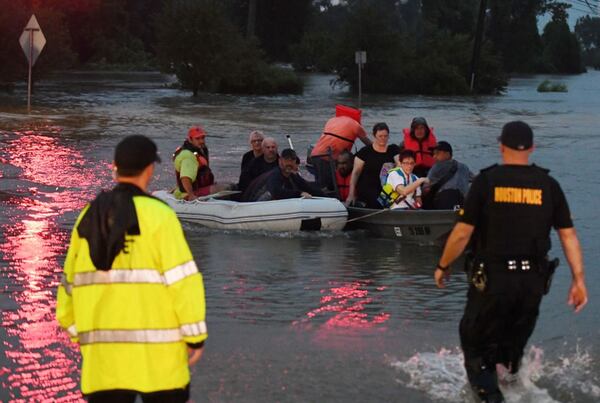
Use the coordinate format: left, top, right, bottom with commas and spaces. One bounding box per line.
241, 130, 265, 172
384, 150, 428, 209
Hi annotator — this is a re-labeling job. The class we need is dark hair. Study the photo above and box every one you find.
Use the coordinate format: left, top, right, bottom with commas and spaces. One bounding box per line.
116, 167, 146, 177
399, 149, 416, 162
372, 122, 390, 136
338, 150, 354, 160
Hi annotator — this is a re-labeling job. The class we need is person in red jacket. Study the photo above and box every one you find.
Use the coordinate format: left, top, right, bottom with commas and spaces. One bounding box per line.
401, 117, 438, 177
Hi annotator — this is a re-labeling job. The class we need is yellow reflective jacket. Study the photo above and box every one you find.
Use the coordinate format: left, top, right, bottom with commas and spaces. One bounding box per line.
56, 194, 207, 394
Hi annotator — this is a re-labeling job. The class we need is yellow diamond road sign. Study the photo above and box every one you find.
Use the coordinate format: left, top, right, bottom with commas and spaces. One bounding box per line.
19, 15, 46, 66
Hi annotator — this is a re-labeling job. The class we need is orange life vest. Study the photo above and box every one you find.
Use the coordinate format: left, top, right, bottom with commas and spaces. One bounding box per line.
335, 170, 351, 201
173, 146, 214, 192
402, 128, 437, 170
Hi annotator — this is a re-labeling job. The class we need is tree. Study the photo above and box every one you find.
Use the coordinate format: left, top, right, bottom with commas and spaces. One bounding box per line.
575, 16, 600, 69
487, 0, 546, 73
156, 0, 301, 95
0, 1, 76, 87
228, 0, 312, 61
541, 2, 585, 73
330, 0, 506, 95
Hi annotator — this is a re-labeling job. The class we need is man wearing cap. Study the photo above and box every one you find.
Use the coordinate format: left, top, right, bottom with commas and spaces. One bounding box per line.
433, 121, 588, 402
401, 117, 438, 177
423, 140, 472, 210
173, 126, 215, 200
56, 135, 207, 402
242, 148, 324, 202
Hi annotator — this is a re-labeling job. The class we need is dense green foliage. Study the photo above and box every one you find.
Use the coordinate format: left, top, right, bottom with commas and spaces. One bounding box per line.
0, 0, 76, 85
575, 16, 600, 69
541, 2, 585, 74
156, 0, 302, 96
537, 79, 568, 92
0, 0, 590, 95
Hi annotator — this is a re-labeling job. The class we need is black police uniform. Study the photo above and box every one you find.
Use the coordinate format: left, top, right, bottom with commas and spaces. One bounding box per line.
457, 163, 573, 399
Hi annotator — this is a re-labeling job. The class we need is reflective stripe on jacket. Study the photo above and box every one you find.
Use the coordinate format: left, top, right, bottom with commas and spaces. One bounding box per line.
402, 128, 437, 169
56, 195, 207, 394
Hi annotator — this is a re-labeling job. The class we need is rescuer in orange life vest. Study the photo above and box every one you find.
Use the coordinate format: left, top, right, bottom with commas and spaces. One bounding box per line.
310, 105, 372, 191
400, 117, 438, 177
173, 126, 216, 200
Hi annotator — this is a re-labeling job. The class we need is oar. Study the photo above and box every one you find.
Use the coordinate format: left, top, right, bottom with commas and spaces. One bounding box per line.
191, 190, 241, 202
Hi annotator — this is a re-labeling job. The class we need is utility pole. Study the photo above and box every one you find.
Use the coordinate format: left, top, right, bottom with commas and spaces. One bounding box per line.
469, 0, 487, 91
247, 0, 257, 38
355, 51, 366, 108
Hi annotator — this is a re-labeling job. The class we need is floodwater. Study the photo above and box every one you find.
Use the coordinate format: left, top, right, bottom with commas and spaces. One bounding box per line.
0, 71, 599, 402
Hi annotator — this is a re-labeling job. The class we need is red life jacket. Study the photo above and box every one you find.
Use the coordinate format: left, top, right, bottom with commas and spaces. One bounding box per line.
173, 146, 215, 193
402, 127, 437, 170
335, 170, 351, 201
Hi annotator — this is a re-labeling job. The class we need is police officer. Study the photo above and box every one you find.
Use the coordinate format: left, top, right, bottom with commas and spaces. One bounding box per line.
57, 135, 207, 402
433, 121, 588, 403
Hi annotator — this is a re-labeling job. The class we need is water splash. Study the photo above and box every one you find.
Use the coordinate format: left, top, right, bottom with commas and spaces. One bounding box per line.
389, 345, 600, 402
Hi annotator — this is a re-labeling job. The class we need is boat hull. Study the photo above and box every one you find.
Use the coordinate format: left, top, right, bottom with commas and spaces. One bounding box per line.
346, 207, 458, 245
153, 191, 348, 232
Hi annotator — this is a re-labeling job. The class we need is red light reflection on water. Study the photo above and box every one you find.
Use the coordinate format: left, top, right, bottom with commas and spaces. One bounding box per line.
1, 129, 107, 401
294, 280, 390, 348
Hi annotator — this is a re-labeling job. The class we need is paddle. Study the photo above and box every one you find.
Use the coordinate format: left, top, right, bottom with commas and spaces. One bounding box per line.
190, 190, 241, 202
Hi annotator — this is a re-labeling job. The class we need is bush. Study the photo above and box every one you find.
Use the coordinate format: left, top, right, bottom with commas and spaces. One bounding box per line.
157, 0, 302, 96
537, 80, 568, 92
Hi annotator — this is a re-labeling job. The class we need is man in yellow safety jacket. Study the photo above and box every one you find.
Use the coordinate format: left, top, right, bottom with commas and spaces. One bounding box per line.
56, 135, 207, 402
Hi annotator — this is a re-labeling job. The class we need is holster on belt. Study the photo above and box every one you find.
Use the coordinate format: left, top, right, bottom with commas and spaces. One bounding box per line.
542, 257, 560, 295
465, 252, 487, 293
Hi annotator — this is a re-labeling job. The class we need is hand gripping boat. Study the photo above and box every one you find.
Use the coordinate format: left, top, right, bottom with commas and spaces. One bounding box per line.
153, 190, 348, 232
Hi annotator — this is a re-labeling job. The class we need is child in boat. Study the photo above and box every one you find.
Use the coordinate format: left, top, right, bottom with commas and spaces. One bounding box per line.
385, 150, 429, 209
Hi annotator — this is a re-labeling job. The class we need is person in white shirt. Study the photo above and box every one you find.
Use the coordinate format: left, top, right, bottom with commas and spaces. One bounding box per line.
386, 150, 429, 209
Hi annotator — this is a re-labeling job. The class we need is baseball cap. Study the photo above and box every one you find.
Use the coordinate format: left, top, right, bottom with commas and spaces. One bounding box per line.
188, 126, 207, 140
280, 148, 298, 160
432, 141, 453, 154
498, 121, 533, 150
114, 135, 161, 172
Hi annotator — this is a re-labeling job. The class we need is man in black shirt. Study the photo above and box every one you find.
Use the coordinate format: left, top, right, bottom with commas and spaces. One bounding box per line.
242, 149, 324, 202
433, 121, 588, 403
238, 137, 279, 191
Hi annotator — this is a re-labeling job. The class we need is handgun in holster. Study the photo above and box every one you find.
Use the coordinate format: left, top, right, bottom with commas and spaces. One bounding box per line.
464, 252, 487, 293
543, 257, 560, 295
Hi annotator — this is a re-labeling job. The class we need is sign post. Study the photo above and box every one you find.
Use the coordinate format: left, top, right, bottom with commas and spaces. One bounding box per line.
19, 15, 46, 112
355, 51, 366, 108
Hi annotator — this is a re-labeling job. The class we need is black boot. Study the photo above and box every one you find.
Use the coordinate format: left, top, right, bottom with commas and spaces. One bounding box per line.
465, 359, 505, 403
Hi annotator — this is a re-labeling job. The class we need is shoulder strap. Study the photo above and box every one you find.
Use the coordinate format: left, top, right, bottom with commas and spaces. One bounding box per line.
429, 160, 458, 196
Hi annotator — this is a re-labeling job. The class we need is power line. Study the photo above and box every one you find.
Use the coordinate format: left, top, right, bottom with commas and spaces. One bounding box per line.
567, 0, 600, 15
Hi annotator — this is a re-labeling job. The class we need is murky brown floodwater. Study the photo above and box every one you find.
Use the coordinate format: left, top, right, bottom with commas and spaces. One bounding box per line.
1, 71, 599, 402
